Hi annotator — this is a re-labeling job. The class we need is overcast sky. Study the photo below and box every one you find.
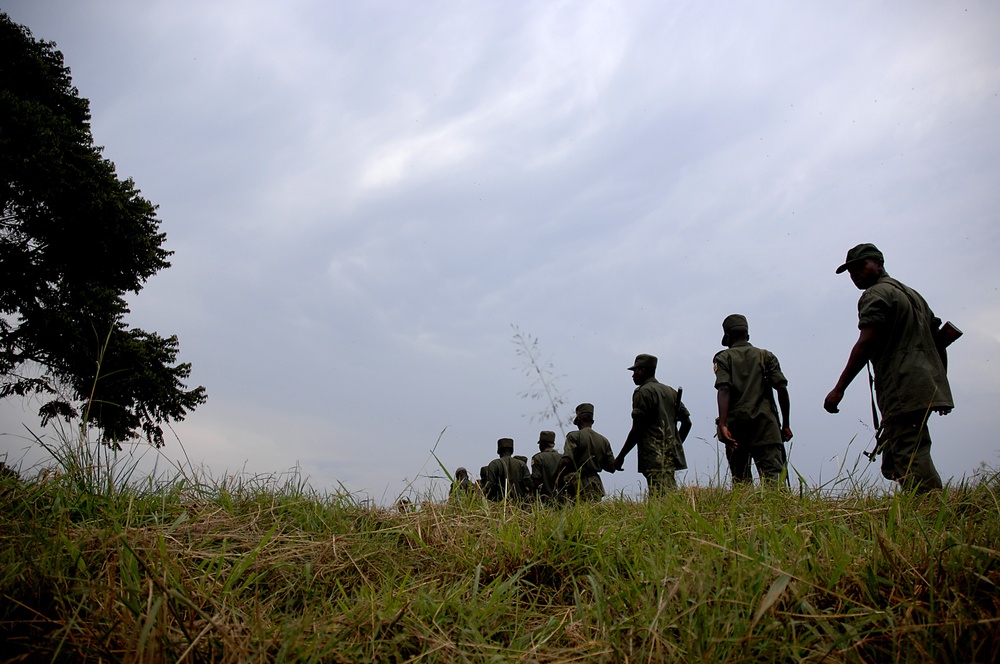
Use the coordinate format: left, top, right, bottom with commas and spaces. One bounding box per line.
2, 0, 998, 503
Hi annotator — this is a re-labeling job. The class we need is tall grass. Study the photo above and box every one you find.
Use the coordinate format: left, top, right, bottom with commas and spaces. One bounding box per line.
1, 430, 998, 662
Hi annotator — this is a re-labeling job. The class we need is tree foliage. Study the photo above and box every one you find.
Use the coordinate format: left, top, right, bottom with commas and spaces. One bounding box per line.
0, 13, 206, 447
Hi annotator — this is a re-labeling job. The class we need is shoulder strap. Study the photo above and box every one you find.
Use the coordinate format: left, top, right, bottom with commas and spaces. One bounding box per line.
862, 362, 888, 462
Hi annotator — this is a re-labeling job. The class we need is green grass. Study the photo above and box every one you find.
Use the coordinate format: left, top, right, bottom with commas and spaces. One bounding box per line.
1, 435, 998, 662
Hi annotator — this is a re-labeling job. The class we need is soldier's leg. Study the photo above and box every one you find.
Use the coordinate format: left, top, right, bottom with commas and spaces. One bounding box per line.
726, 443, 753, 484
580, 475, 606, 502
882, 412, 943, 493
751, 444, 788, 485
643, 468, 677, 495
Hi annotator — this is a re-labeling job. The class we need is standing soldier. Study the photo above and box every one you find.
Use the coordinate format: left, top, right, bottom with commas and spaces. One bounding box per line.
824, 243, 954, 492
449, 467, 475, 501
559, 403, 616, 501
476, 465, 490, 498
485, 438, 532, 501
530, 430, 562, 501
615, 354, 692, 493
713, 314, 793, 485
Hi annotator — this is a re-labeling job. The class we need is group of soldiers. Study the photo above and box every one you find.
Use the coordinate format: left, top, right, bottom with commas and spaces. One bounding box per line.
450, 243, 956, 501
450, 401, 619, 504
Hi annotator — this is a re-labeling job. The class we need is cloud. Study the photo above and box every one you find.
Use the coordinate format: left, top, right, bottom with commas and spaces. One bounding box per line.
2, 0, 999, 500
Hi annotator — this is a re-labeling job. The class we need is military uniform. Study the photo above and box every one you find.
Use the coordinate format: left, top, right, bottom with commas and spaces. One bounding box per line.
631, 375, 689, 492
486, 439, 532, 501
858, 274, 952, 491
449, 467, 475, 501
530, 430, 562, 501
562, 426, 615, 501
713, 328, 789, 483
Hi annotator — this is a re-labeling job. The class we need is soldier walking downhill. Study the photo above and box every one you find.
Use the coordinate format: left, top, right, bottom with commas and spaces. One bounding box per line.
824, 243, 955, 493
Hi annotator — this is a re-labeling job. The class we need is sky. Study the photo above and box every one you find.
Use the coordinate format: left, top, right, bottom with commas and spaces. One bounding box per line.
2, 0, 999, 503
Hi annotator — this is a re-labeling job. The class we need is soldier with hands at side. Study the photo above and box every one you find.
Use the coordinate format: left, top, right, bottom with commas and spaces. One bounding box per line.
714, 314, 793, 484
559, 403, 616, 502
530, 430, 562, 502
485, 438, 533, 501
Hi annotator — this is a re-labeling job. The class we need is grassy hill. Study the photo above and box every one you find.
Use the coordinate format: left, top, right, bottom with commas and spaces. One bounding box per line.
1, 439, 998, 662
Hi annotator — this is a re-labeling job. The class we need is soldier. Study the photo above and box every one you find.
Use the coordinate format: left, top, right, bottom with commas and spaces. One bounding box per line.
476, 465, 490, 497
449, 467, 475, 501
615, 354, 692, 493
559, 403, 616, 501
824, 243, 953, 492
713, 314, 793, 485
485, 438, 532, 501
530, 430, 562, 501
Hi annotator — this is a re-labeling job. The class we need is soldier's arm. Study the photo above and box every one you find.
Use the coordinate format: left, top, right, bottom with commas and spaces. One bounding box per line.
776, 385, 792, 441
677, 405, 692, 444
824, 325, 881, 413
716, 385, 736, 446
615, 425, 640, 470
616, 390, 646, 469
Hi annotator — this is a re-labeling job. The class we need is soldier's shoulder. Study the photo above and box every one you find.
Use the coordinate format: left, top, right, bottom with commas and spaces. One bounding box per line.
864, 277, 904, 300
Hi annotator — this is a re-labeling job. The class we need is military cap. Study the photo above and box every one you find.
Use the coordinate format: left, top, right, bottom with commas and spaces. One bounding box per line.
721, 313, 749, 345
628, 354, 657, 370
455, 467, 468, 479
497, 437, 514, 451
836, 243, 884, 274
538, 430, 556, 445
573, 403, 595, 425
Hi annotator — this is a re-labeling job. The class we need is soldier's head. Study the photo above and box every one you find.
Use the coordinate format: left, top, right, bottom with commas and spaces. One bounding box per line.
455, 467, 469, 481
514, 455, 528, 464
479, 465, 489, 481
497, 437, 514, 457
628, 354, 657, 384
573, 402, 595, 428
537, 430, 556, 451
836, 243, 884, 290
721, 313, 749, 346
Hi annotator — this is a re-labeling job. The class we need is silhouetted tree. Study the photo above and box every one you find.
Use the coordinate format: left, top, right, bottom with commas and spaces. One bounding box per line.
0, 13, 206, 446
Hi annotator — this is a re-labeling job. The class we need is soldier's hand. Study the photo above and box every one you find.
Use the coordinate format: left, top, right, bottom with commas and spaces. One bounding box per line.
781, 426, 793, 442
614, 454, 625, 471
824, 389, 843, 413
718, 424, 736, 448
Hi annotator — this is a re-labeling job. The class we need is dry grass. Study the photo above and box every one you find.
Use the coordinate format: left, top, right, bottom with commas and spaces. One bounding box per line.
1, 443, 998, 662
